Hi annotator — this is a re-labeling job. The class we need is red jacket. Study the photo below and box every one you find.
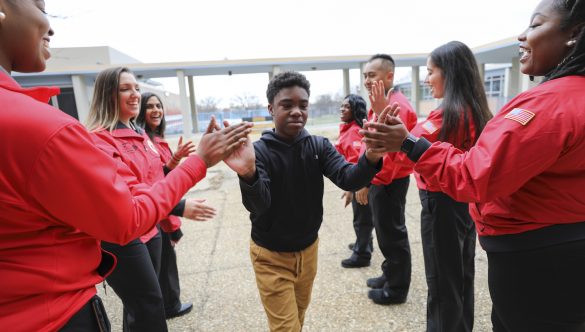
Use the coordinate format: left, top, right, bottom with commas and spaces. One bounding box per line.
92, 127, 168, 243
0, 72, 206, 331
415, 76, 585, 237
152, 136, 182, 232
365, 90, 417, 185
396, 108, 477, 192
335, 121, 362, 164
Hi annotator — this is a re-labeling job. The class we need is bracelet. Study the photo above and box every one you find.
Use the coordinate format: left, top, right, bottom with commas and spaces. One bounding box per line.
171, 155, 181, 163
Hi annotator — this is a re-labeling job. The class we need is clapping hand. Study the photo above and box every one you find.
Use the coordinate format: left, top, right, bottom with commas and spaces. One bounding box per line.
173, 136, 196, 160
361, 102, 409, 153
369, 80, 391, 116
195, 116, 253, 167
222, 120, 257, 182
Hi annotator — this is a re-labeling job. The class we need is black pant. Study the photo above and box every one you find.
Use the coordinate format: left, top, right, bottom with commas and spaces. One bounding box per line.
351, 197, 374, 259
60, 295, 110, 332
420, 190, 475, 332
369, 176, 411, 296
159, 230, 182, 315
102, 233, 167, 332
488, 238, 585, 332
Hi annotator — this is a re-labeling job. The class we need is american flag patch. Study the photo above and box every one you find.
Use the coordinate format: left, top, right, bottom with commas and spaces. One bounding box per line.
505, 108, 535, 125
352, 141, 362, 148
422, 121, 438, 134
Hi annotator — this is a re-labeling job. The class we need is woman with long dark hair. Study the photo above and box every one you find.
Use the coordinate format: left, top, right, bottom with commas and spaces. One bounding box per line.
335, 94, 374, 268
396, 41, 491, 332
363, 0, 585, 330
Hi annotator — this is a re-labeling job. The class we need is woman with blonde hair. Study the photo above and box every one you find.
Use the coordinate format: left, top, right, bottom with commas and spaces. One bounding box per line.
86, 67, 248, 331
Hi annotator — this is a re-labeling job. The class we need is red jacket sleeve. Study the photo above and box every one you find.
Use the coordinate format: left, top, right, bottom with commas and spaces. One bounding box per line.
27, 123, 206, 245
414, 105, 562, 203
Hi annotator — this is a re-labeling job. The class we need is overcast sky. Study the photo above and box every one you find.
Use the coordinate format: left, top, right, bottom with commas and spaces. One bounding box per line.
46, 0, 542, 106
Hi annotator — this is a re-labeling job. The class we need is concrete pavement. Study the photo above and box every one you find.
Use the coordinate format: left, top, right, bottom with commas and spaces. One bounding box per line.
97, 128, 492, 331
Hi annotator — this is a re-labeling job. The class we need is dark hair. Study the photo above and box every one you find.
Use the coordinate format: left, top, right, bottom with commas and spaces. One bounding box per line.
344, 94, 368, 128
429, 41, 493, 148
266, 71, 311, 104
136, 92, 166, 139
368, 54, 395, 72
543, 0, 585, 81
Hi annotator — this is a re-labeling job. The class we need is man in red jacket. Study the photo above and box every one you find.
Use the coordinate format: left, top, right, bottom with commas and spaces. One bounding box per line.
358, 54, 418, 305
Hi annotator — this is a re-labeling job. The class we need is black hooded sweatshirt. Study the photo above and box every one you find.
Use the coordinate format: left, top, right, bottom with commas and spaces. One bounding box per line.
239, 129, 382, 252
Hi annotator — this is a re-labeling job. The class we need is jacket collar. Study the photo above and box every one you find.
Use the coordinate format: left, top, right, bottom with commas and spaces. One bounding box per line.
112, 121, 145, 139
339, 120, 357, 133
0, 71, 60, 103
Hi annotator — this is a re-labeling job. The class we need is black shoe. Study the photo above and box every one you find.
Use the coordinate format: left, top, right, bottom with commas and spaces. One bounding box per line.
166, 302, 193, 319
368, 289, 407, 305
341, 254, 370, 268
366, 275, 386, 289
348, 241, 375, 252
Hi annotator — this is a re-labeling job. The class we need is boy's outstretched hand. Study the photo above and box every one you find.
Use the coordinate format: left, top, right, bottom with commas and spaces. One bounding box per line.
195, 116, 253, 167
222, 120, 257, 183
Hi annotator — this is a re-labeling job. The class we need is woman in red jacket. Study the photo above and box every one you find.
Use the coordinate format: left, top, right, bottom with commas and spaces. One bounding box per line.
363, 0, 585, 330
0, 2, 252, 331
86, 68, 223, 331
136, 92, 216, 319
388, 41, 492, 332
335, 94, 374, 268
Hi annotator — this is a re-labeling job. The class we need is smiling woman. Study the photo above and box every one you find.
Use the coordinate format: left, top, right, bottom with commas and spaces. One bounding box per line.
0, 0, 53, 73
361, 0, 585, 330
0, 1, 253, 329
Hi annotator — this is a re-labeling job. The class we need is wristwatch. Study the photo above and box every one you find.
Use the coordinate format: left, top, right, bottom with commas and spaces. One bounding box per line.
400, 133, 418, 154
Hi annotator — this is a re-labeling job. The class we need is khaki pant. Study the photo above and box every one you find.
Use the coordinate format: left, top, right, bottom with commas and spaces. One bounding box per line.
250, 239, 319, 332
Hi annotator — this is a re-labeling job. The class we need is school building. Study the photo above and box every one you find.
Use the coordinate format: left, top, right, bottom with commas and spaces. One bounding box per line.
13, 36, 534, 136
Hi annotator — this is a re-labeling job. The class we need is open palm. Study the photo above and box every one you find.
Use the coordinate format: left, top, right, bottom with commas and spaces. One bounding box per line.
224, 136, 256, 177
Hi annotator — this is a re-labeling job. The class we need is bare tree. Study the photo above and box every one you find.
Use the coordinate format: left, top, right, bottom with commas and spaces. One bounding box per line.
230, 92, 262, 110
311, 93, 343, 117
197, 96, 221, 113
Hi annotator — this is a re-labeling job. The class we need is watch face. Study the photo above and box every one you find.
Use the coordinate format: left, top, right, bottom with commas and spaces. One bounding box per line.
401, 134, 416, 154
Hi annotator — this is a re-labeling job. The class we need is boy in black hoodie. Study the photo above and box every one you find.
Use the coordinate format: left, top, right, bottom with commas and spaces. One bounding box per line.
225, 71, 383, 332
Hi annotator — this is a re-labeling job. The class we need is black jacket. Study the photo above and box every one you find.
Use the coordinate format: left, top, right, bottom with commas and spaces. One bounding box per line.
239, 129, 382, 252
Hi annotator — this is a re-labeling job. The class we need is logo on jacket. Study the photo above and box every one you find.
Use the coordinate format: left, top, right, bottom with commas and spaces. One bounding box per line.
504, 108, 535, 126
422, 121, 438, 134
121, 142, 138, 154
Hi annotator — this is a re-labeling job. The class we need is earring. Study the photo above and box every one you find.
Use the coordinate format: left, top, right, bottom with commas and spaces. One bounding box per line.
0, 12, 6, 21
566, 40, 577, 47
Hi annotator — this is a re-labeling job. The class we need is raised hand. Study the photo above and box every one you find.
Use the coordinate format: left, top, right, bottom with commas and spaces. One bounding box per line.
369, 80, 391, 116
173, 136, 196, 160
195, 116, 254, 167
223, 131, 256, 181
182, 199, 217, 222
378, 102, 401, 124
